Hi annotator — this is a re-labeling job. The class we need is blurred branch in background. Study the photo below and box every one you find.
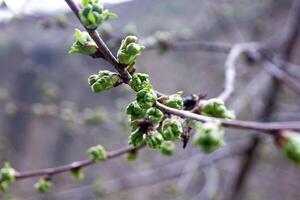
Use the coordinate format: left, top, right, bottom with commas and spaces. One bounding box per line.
226, 0, 300, 199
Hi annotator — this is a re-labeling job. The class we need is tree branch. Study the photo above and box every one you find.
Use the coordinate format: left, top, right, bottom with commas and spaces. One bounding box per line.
64, 0, 131, 83
12, 145, 143, 181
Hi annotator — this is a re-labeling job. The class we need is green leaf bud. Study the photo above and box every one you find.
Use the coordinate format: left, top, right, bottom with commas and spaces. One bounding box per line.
200, 98, 236, 119
136, 88, 157, 109
79, 0, 117, 29
83, 107, 107, 126
0, 162, 16, 192
192, 122, 224, 153
69, 29, 98, 56
279, 132, 300, 165
123, 35, 138, 45
128, 128, 145, 147
34, 178, 52, 193
163, 93, 184, 110
0, 181, 9, 192
161, 118, 182, 140
126, 150, 138, 161
130, 73, 151, 92
117, 36, 145, 65
70, 168, 85, 181
146, 130, 164, 149
145, 107, 164, 124
154, 31, 171, 45
88, 74, 99, 85
160, 141, 175, 156
87, 145, 107, 161
126, 101, 145, 121
88, 70, 121, 93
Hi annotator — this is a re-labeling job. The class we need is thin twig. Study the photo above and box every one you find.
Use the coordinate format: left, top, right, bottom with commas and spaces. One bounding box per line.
64, 0, 131, 83
13, 145, 143, 181
217, 43, 258, 101
156, 102, 300, 132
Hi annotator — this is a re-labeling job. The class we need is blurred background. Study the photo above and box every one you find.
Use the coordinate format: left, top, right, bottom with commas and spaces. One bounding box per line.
0, 0, 300, 199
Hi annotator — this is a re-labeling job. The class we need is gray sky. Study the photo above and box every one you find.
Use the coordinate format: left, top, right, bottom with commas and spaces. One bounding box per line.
0, 0, 132, 22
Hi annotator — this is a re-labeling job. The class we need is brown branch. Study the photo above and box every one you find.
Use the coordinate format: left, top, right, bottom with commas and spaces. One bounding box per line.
44, 140, 250, 198
13, 145, 143, 181
143, 40, 232, 53
156, 102, 300, 132
64, 0, 131, 83
65, 0, 300, 136
263, 58, 300, 95
217, 43, 258, 101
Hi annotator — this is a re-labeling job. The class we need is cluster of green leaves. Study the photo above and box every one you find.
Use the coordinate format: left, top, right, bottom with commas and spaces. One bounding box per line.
161, 92, 184, 110
126, 73, 185, 156
71, 168, 85, 181
88, 70, 121, 93
87, 144, 107, 162
0, 163, 16, 192
34, 178, 52, 193
117, 36, 145, 65
80, 0, 117, 29
69, 29, 98, 55
280, 132, 300, 165
192, 121, 224, 153
200, 98, 235, 119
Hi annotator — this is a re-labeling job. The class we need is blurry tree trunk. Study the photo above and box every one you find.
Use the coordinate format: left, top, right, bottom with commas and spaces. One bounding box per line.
3, 68, 38, 165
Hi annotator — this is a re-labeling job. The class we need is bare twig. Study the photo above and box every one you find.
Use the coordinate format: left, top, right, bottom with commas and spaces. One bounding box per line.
263, 59, 300, 95
12, 145, 144, 181
217, 43, 258, 101
156, 102, 300, 132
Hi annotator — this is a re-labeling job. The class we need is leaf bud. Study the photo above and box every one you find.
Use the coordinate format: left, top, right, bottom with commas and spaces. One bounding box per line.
136, 88, 157, 109
161, 118, 183, 140
87, 145, 107, 161
145, 131, 164, 149
145, 107, 164, 124
200, 98, 236, 119
192, 122, 224, 153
